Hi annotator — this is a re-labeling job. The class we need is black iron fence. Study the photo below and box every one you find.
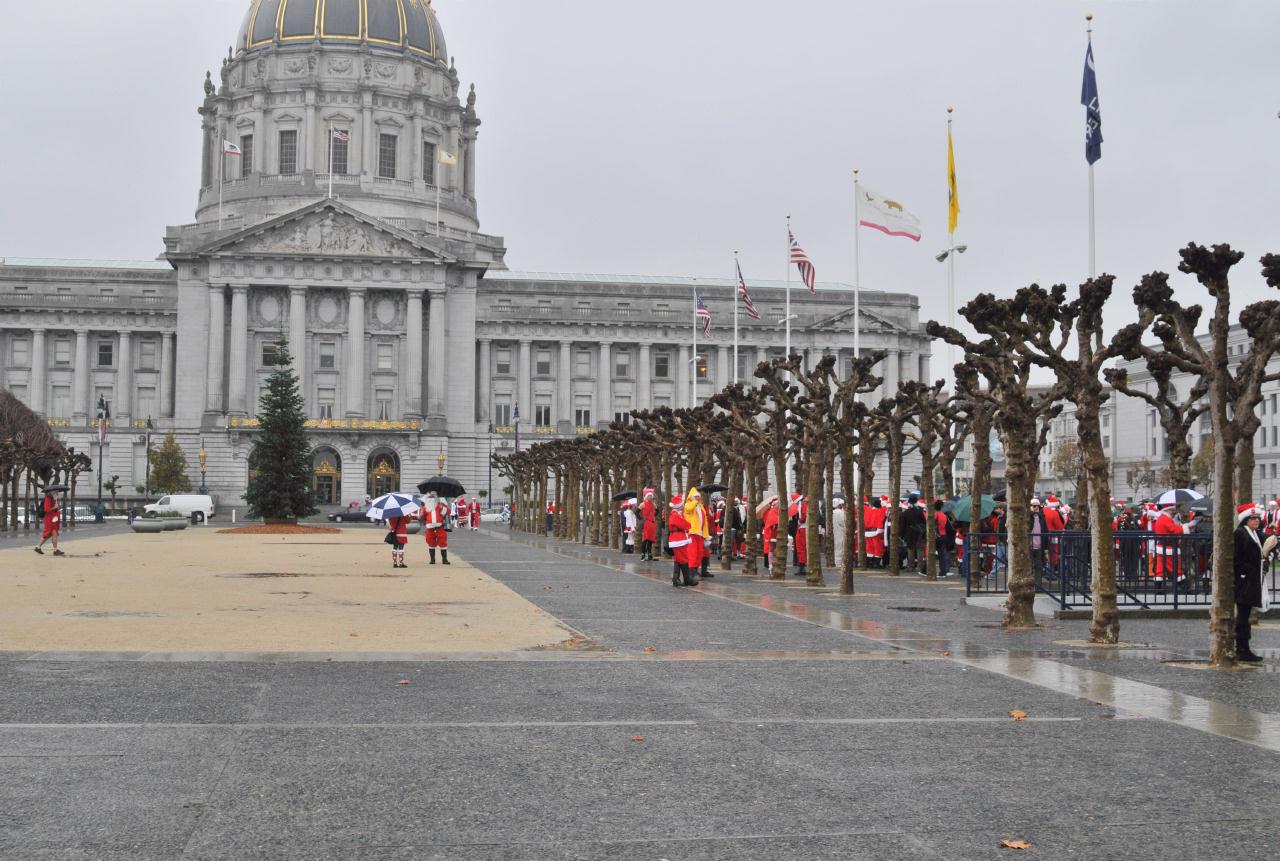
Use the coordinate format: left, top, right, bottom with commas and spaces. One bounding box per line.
961, 530, 1280, 610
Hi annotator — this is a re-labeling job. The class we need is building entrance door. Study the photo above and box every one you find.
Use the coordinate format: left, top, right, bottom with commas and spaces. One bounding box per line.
367, 448, 400, 498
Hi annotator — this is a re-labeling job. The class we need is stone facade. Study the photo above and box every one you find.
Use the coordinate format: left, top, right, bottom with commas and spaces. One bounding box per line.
0, 2, 933, 511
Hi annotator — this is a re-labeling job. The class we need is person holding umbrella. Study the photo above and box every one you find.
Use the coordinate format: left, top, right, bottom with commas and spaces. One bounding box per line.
367, 492, 423, 569
34, 487, 64, 557
419, 492, 452, 565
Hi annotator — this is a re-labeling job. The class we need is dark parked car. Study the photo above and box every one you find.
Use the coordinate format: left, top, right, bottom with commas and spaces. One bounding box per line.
328, 508, 378, 524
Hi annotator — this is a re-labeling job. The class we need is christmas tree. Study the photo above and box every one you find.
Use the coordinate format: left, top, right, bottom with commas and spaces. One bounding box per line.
244, 337, 317, 522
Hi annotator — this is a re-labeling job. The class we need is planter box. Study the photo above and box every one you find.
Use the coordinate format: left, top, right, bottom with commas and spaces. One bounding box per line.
161, 519, 188, 531
130, 521, 166, 534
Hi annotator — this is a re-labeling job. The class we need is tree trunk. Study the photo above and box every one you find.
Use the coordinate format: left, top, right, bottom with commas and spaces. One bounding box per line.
840, 442, 856, 594
1166, 436, 1193, 490
770, 444, 788, 579
823, 449, 836, 567
921, 454, 938, 581
1210, 395, 1237, 666
805, 445, 825, 586
887, 439, 904, 576
856, 446, 875, 570
968, 408, 993, 589
1236, 434, 1256, 503
1002, 441, 1038, 628
1078, 395, 1119, 644
722, 463, 742, 572
742, 458, 760, 576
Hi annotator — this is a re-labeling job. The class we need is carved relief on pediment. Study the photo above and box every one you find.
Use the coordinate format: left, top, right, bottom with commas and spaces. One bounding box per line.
231, 211, 429, 259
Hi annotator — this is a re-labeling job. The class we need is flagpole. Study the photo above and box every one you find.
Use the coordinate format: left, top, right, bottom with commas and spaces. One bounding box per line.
946, 107, 956, 393
691, 281, 698, 409
328, 127, 335, 200
1087, 12, 1096, 280
733, 252, 739, 385
784, 216, 792, 362
852, 169, 861, 500
217, 137, 224, 228
435, 181, 442, 236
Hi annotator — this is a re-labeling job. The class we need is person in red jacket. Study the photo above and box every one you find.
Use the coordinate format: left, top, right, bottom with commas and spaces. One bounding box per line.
419, 492, 451, 565
1043, 496, 1066, 567
1152, 501, 1186, 583
34, 489, 64, 556
639, 488, 659, 561
469, 497, 481, 530
864, 498, 886, 568
762, 497, 780, 572
667, 493, 697, 587
387, 513, 410, 568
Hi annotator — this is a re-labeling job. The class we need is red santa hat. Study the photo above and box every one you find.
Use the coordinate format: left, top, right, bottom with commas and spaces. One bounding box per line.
1238, 503, 1263, 525
1045, 496, 1060, 508
643, 487, 655, 498
669, 494, 683, 507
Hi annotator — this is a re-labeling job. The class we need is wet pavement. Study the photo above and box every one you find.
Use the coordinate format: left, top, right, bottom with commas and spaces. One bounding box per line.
2, 526, 1279, 859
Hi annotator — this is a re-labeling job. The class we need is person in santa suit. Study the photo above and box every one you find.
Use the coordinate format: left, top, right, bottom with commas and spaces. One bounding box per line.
621, 499, 638, 553
387, 512, 410, 569
667, 493, 697, 587
469, 497, 481, 530
788, 493, 808, 576
638, 488, 659, 562
880, 495, 895, 568
761, 497, 780, 572
1043, 495, 1066, 567
419, 491, 451, 565
864, 497, 885, 568
684, 487, 714, 579
1151, 501, 1186, 584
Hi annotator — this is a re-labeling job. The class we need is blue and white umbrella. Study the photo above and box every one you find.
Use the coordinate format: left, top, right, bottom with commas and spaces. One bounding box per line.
367, 492, 422, 521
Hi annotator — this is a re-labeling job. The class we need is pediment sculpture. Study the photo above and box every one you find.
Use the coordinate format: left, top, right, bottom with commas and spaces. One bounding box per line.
232, 212, 431, 258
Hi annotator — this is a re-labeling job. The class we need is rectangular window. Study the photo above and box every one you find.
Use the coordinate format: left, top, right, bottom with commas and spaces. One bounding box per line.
1102, 413, 1110, 428
1273, 427, 1278, 447
278, 130, 298, 175
654, 353, 670, 379
378, 134, 397, 179
376, 343, 394, 370
54, 339, 71, 364
51, 385, 71, 418
262, 342, 281, 367
536, 350, 551, 376
240, 134, 254, 178
330, 131, 349, 175
138, 339, 157, 370
319, 342, 336, 369
97, 340, 114, 367
614, 351, 631, 379
1102, 435, 1110, 448
574, 350, 590, 377
375, 388, 393, 421
12, 337, 29, 366
493, 401, 511, 427
534, 402, 552, 428
1271, 394, 1279, 413
696, 355, 708, 380
495, 349, 511, 376
654, 395, 672, 409
422, 140, 437, 185
318, 387, 336, 420
575, 408, 592, 427
136, 386, 156, 420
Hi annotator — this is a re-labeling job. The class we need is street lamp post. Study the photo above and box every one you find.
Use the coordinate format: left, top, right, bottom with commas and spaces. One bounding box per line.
198, 437, 208, 495
144, 417, 153, 499
94, 394, 109, 523
487, 422, 494, 506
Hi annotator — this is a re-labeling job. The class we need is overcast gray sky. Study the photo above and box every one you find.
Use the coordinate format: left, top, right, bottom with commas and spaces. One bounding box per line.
3, 0, 1278, 345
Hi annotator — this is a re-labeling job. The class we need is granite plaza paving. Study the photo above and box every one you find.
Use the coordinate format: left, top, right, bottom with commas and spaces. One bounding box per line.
3, 525, 1279, 860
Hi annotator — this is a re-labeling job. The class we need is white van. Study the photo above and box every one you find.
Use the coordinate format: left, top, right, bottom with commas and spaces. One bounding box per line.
144, 494, 216, 524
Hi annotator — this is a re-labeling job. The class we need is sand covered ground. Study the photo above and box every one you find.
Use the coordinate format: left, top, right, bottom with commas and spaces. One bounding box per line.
0, 528, 576, 654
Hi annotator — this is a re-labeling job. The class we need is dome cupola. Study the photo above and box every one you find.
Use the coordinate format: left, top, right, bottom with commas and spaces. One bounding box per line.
236, 0, 447, 63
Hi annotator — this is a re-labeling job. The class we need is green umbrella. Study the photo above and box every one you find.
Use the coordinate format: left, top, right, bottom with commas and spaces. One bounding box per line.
947, 494, 996, 523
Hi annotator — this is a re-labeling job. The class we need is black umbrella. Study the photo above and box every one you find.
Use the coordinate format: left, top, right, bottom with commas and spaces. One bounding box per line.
41, 484, 70, 494
417, 475, 465, 497
698, 483, 728, 495
611, 489, 638, 502
993, 490, 1008, 502
1188, 497, 1214, 513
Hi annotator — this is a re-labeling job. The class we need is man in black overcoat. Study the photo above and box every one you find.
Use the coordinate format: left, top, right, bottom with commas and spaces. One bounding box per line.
1233, 506, 1266, 663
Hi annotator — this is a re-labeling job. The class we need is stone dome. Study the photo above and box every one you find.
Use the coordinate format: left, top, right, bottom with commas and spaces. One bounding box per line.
236, 0, 447, 62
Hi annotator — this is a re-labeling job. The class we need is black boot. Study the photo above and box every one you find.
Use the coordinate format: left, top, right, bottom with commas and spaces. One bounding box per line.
672, 564, 683, 587
441, 549, 450, 565
683, 563, 699, 587
701, 558, 714, 578
429, 549, 436, 565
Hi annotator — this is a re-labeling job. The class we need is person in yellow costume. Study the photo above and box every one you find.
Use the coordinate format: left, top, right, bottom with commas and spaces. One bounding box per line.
684, 487, 714, 579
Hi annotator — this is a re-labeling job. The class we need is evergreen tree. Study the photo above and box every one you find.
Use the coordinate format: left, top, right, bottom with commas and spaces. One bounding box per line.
244, 337, 317, 521
150, 434, 193, 494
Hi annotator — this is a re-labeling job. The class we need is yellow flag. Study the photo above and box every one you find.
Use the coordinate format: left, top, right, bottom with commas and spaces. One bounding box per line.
439, 150, 458, 166
947, 127, 960, 235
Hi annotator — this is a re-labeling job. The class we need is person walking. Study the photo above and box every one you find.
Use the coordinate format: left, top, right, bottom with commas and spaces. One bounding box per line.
761, 497, 780, 572
387, 513, 410, 568
469, 497, 481, 530
1233, 505, 1269, 662
34, 489, 64, 556
638, 488, 658, 561
419, 492, 451, 565
621, 499, 638, 554
667, 493, 696, 587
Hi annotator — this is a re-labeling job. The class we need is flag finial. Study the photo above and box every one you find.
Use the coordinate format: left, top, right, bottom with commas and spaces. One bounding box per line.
1086, 11, 1093, 21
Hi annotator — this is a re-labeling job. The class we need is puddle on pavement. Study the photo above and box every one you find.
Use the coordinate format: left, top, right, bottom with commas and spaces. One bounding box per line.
220, 572, 311, 578
64, 610, 160, 619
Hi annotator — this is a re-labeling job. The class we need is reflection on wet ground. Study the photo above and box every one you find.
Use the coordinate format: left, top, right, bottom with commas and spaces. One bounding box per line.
495, 529, 1280, 753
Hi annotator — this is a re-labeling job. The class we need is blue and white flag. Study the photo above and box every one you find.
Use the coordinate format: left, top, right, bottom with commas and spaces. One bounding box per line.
1081, 41, 1103, 165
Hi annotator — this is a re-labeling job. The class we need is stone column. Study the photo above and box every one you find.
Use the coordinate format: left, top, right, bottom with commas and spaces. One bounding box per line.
30, 328, 46, 415
716, 345, 730, 392
477, 338, 491, 423
116, 331, 133, 424
160, 332, 175, 418
883, 348, 899, 399
206, 287, 225, 413
557, 340, 572, 433
406, 290, 424, 417
518, 339, 532, 423
72, 329, 89, 425
346, 288, 366, 417
676, 344, 690, 409
411, 108, 424, 185
227, 286, 249, 415
289, 287, 307, 398
637, 343, 651, 412
303, 88, 316, 172
464, 137, 477, 197
426, 290, 446, 420
596, 342, 611, 427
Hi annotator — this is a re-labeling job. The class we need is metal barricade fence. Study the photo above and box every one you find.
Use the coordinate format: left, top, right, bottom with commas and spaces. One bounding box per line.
961, 530, 1279, 610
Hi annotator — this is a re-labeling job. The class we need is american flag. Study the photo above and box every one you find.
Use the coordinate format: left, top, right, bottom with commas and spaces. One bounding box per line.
332, 129, 350, 142
788, 230, 816, 294
695, 288, 712, 337
736, 261, 761, 320
95, 395, 110, 445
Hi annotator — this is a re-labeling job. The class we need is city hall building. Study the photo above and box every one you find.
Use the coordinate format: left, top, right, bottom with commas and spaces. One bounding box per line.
0, 0, 932, 509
